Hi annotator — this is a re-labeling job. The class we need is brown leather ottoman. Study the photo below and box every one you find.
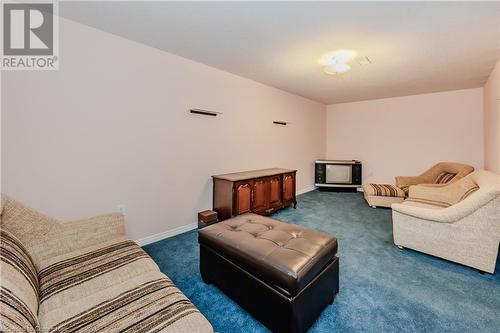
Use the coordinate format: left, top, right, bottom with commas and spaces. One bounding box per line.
198, 213, 339, 333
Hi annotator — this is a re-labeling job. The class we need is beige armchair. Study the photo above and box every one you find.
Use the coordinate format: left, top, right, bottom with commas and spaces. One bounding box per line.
392, 170, 500, 273
395, 162, 474, 194
362, 162, 474, 209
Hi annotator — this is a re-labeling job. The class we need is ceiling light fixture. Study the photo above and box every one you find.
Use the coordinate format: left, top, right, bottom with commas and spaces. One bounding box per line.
319, 49, 370, 75
320, 50, 356, 65
320, 49, 356, 75
323, 62, 351, 75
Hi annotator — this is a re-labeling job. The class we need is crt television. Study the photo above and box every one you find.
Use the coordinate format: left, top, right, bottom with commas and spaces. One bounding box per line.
315, 160, 362, 190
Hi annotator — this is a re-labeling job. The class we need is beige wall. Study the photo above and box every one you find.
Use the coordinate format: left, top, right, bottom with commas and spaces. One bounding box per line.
483, 59, 500, 174
1, 18, 326, 243
326, 88, 484, 184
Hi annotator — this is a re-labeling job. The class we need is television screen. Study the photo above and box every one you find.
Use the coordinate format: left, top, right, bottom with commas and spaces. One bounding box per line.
326, 165, 352, 184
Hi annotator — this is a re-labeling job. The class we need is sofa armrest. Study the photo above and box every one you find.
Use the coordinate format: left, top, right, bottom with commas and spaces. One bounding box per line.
31, 213, 126, 265
392, 203, 457, 223
392, 190, 496, 224
61, 212, 126, 246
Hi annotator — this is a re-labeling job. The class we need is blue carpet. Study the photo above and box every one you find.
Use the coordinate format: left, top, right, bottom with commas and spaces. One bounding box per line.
143, 191, 500, 332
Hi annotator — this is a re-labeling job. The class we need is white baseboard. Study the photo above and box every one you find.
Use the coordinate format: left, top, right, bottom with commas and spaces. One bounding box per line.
135, 222, 197, 247
297, 185, 363, 193
136, 186, 316, 247
297, 186, 316, 195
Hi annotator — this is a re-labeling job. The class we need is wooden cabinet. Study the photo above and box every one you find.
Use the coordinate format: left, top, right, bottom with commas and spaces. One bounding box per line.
283, 173, 296, 204
235, 181, 252, 215
268, 175, 283, 209
213, 168, 297, 221
252, 178, 268, 212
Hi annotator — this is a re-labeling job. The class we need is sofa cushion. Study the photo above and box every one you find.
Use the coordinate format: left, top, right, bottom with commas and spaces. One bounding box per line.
0, 195, 60, 254
38, 236, 160, 315
0, 229, 39, 333
435, 172, 457, 184
39, 271, 213, 333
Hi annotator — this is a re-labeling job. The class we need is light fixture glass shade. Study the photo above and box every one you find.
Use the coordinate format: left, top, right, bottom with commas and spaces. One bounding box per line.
324, 63, 351, 75
319, 50, 356, 66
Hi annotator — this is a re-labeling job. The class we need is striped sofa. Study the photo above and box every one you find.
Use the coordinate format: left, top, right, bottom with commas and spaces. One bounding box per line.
0, 195, 213, 333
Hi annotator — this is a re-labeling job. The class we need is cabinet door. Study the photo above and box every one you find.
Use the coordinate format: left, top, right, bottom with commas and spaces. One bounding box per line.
252, 178, 268, 212
234, 181, 252, 215
283, 173, 295, 203
268, 176, 283, 208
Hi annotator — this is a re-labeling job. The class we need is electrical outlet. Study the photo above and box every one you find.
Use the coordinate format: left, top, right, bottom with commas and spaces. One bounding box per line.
117, 204, 126, 216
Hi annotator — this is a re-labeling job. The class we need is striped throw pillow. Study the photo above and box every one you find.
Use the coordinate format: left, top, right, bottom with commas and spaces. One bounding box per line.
0, 229, 39, 333
435, 172, 457, 184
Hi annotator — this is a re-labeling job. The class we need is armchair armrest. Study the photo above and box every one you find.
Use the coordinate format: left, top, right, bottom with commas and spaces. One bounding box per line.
395, 175, 427, 187
413, 183, 448, 188
31, 213, 126, 265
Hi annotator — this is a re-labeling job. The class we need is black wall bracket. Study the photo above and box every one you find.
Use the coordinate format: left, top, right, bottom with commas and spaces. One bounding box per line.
190, 109, 221, 116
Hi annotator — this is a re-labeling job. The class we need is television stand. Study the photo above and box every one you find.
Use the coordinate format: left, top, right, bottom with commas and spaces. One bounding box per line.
315, 160, 362, 191
318, 186, 358, 192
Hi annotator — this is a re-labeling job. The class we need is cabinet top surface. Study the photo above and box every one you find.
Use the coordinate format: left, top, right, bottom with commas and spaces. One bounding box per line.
212, 168, 296, 181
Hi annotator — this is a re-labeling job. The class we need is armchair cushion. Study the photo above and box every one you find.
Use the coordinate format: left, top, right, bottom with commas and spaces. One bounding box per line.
407, 176, 479, 208
434, 172, 457, 184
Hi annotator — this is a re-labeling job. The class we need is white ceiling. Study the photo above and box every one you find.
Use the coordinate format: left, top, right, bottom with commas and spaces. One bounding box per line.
60, 1, 500, 104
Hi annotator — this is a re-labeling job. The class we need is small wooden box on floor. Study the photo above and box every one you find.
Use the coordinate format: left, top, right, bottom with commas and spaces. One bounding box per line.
212, 168, 297, 221
198, 210, 218, 229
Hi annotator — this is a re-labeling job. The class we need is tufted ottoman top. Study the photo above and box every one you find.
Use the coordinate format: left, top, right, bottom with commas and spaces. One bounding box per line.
198, 213, 337, 296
